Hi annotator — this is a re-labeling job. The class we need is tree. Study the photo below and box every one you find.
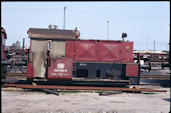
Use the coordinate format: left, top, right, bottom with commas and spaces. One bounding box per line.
11, 40, 21, 49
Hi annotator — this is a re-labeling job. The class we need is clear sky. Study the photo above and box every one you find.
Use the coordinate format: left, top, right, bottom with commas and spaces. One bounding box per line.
1, 1, 170, 51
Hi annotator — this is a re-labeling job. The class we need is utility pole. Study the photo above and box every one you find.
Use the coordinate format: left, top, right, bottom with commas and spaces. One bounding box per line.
153, 40, 156, 51
81, 29, 83, 38
107, 21, 109, 40
166, 43, 168, 52
146, 35, 148, 51
169, 24, 171, 72
63, 6, 66, 29
22, 38, 25, 50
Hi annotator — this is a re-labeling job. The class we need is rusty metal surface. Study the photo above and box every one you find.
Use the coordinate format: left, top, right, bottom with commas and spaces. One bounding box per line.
2, 84, 167, 92
27, 28, 77, 39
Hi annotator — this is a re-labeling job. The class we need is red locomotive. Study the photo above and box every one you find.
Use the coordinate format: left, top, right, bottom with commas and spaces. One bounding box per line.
27, 26, 140, 85
1, 28, 8, 60
1, 27, 8, 83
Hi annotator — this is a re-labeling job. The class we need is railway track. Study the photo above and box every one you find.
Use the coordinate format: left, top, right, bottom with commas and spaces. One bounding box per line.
3, 73, 169, 94
5, 73, 170, 88
2, 84, 167, 92
140, 75, 170, 80
6, 73, 27, 76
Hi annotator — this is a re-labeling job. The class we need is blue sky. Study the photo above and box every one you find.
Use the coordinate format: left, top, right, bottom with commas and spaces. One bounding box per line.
1, 2, 170, 51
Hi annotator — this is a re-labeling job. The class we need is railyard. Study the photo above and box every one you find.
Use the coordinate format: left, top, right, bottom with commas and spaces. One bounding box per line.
1, 2, 170, 112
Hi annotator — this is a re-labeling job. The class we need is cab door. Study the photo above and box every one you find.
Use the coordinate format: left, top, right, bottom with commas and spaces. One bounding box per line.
47, 40, 72, 80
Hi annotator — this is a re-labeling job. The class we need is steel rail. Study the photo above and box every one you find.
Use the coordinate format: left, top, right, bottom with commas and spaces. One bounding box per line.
140, 75, 170, 80
2, 84, 167, 92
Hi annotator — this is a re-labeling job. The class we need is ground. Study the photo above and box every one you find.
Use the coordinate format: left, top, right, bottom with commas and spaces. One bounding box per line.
1, 86, 170, 113
2, 68, 170, 113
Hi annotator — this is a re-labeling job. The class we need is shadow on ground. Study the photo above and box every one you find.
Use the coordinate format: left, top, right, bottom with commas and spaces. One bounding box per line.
141, 79, 170, 87
163, 98, 170, 102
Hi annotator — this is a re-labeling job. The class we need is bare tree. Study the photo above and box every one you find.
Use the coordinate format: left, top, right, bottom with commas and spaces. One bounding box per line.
11, 40, 21, 49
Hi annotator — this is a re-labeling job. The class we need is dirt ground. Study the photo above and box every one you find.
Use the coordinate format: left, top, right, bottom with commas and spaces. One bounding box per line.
1, 86, 170, 113
2, 69, 170, 113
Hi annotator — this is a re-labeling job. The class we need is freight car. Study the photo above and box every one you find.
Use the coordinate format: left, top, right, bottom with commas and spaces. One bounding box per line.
27, 26, 140, 85
133, 51, 169, 62
133, 51, 170, 71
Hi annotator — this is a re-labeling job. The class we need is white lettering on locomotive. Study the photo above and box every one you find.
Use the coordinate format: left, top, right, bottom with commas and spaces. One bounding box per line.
58, 73, 63, 77
80, 63, 87, 66
52, 73, 57, 75
57, 63, 65, 69
54, 69, 67, 73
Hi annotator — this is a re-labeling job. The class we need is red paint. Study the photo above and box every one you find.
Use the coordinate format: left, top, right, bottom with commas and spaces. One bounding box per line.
118, 42, 133, 63
74, 41, 98, 62
48, 58, 72, 80
29, 40, 32, 61
99, 41, 120, 62
65, 41, 74, 60
27, 62, 34, 79
27, 40, 34, 79
126, 64, 139, 77
66, 40, 134, 63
